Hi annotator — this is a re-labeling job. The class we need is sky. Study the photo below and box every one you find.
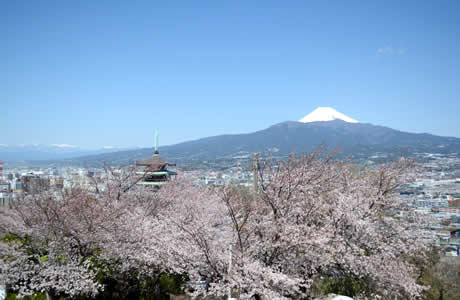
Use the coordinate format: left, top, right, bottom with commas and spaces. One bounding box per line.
2, 0, 460, 149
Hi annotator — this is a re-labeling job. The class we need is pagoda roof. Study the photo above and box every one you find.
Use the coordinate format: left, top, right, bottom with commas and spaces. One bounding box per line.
136, 170, 177, 176
136, 181, 167, 186
136, 154, 168, 171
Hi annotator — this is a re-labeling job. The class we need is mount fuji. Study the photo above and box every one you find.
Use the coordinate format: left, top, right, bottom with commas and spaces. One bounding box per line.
299, 107, 359, 123
63, 107, 460, 166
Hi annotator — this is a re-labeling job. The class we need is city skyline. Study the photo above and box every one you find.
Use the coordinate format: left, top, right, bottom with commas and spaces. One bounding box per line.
2, 0, 460, 148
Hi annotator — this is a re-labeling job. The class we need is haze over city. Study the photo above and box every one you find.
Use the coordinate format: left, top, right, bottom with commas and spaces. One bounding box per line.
2, 0, 460, 148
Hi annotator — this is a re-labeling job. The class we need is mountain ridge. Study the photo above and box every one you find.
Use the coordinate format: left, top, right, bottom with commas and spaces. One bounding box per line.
59, 119, 460, 166
3, 119, 459, 164
0, 145, 136, 162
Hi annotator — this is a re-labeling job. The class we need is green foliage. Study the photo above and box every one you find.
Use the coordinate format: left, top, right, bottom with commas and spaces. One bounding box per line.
417, 251, 460, 300
318, 275, 374, 298
88, 258, 188, 300
1, 233, 48, 260
1, 233, 29, 247
5, 292, 59, 300
158, 273, 187, 296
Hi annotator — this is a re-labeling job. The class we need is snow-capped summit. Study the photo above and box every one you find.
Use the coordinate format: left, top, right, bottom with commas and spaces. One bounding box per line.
299, 107, 359, 123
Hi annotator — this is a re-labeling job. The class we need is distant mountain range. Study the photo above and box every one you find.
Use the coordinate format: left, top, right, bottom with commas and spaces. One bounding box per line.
3, 107, 460, 165
155, 119, 460, 159
0, 144, 135, 162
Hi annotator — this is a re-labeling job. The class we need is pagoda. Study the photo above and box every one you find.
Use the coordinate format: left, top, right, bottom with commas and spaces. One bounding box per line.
136, 130, 177, 186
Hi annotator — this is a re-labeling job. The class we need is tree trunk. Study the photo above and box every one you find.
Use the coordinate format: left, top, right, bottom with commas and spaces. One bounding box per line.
251, 294, 263, 300
46, 291, 57, 300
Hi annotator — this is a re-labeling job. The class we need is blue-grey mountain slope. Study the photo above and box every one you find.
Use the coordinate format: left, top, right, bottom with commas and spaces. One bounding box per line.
0, 145, 133, 162
70, 120, 460, 166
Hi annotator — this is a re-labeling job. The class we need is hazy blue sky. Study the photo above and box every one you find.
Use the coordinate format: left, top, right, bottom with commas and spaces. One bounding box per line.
2, 0, 460, 148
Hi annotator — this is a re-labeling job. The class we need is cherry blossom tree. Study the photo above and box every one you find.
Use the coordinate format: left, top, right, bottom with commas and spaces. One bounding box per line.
239, 153, 433, 299
152, 152, 435, 299
0, 188, 108, 299
0, 150, 436, 299
0, 167, 144, 299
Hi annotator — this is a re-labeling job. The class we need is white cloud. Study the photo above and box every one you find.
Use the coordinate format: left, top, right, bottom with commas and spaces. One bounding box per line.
377, 46, 406, 56
377, 46, 394, 55
0, 144, 8, 147
51, 144, 76, 148
103, 146, 114, 149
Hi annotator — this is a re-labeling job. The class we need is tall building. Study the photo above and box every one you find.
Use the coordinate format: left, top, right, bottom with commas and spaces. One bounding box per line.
15, 180, 23, 191
51, 177, 64, 190
22, 175, 50, 194
0, 182, 10, 208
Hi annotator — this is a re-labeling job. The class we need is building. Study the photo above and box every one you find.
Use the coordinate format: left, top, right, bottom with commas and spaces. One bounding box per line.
0, 182, 10, 208
449, 199, 460, 207
135, 131, 177, 187
439, 207, 460, 215
416, 199, 449, 208
22, 174, 50, 194
0, 182, 9, 193
50, 177, 64, 190
14, 180, 23, 191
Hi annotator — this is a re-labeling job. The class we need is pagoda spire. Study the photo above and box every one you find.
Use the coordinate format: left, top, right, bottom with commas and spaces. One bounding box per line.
135, 128, 177, 187
154, 128, 159, 155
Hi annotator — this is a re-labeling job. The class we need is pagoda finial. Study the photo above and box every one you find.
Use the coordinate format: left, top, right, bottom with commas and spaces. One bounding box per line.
154, 129, 159, 155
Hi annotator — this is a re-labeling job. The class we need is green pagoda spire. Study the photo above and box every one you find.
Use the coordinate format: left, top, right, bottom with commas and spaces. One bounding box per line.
154, 128, 159, 155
